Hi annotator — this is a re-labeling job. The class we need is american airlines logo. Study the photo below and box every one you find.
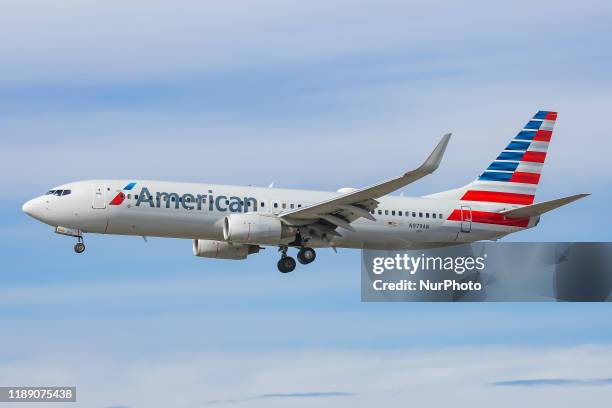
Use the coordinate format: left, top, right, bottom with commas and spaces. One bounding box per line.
134, 186, 258, 213
109, 182, 137, 205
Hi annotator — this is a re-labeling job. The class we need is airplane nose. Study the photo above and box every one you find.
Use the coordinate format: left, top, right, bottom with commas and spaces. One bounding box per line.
22, 199, 36, 216
22, 198, 45, 221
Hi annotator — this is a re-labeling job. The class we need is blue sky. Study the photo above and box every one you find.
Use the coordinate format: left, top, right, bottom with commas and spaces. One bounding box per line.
1, 1, 612, 407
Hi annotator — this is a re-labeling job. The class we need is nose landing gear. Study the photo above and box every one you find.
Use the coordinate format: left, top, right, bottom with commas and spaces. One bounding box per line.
74, 242, 86, 253
55, 226, 86, 254
73, 234, 85, 254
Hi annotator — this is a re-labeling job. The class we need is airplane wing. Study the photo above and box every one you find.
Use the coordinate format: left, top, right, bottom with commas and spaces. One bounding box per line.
280, 133, 451, 231
501, 193, 590, 218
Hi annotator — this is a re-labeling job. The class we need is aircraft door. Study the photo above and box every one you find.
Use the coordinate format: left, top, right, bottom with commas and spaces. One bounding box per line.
92, 185, 106, 209
460, 205, 472, 233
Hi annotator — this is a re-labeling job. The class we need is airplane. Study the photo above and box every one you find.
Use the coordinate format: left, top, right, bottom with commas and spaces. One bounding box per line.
22, 111, 588, 273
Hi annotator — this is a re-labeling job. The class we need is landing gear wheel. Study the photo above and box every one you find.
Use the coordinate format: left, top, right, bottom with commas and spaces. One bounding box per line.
277, 256, 296, 273
297, 247, 316, 265
74, 242, 86, 254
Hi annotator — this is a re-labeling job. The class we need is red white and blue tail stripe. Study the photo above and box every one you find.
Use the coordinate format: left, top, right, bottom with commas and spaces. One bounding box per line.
461, 110, 557, 205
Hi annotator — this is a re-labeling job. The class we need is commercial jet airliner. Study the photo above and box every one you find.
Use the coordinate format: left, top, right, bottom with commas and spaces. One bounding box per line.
23, 111, 588, 272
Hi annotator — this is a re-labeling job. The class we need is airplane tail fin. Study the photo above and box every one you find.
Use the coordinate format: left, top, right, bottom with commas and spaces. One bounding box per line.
425, 110, 557, 206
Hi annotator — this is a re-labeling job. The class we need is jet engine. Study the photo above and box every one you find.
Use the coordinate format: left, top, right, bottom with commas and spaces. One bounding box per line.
192, 239, 260, 260
223, 213, 293, 244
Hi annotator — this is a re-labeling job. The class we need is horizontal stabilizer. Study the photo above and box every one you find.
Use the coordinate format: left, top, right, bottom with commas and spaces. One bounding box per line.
501, 193, 590, 218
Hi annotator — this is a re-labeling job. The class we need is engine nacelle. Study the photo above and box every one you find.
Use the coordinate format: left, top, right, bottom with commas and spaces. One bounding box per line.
223, 213, 291, 244
192, 239, 260, 260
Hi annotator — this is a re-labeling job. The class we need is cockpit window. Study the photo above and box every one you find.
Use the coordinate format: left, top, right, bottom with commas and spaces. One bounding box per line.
45, 189, 71, 196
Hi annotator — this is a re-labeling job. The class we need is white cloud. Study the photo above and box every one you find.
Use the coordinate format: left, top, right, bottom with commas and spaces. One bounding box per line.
1, 4, 611, 407
0, 0, 609, 85
1, 85, 610, 200
1, 345, 612, 407
1, 0, 610, 203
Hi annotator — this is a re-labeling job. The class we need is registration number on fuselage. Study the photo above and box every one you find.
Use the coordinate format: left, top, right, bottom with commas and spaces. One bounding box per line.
408, 223, 430, 230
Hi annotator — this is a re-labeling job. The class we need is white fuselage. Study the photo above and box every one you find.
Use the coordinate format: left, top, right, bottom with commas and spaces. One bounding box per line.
22, 180, 536, 250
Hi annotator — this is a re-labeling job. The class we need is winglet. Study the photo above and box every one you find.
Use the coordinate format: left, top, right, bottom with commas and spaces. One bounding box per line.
412, 133, 452, 176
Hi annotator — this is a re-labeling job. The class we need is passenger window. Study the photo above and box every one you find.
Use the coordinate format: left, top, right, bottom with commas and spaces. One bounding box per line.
439, 213, 443, 219
432, 213, 436, 219
426, 213, 429, 218
391, 210, 396, 216
298, 204, 302, 208
290, 204, 294, 209
385, 210, 389, 215
406, 212, 409, 217
261, 202, 265, 207
274, 203, 278, 208
282, 203, 286, 209
171, 197, 176, 202
378, 210, 382, 215
419, 212, 423, 217
127, 194, 131, 199
412, 212, 416, 217
398, 211, 402, 216
135, 195, 139, 199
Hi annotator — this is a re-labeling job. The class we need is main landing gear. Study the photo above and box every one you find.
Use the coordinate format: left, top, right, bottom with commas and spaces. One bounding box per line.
277, 246, 316, 273
277, 254, 296, 273
297, 247, 316, 265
